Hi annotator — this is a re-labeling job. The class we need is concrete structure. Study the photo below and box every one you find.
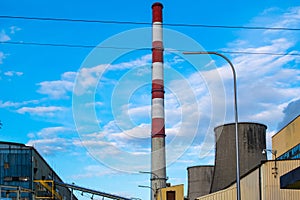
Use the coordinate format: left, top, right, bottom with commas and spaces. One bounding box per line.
210, 122, 267, 193
0, 141, 76, 200
187, 166, 214, 200
187, 123, 268, 199
157, 184, 184, 200
151, 2, 167, 200
272, 115, 300, 160
196, 159, 300, 200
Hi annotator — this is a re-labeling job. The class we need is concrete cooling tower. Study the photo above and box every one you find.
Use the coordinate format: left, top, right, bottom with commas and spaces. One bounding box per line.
187, 166, 214, 200
210, 122, 267, 193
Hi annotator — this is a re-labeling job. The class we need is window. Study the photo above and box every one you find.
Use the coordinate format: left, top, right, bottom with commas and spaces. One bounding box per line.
4, 162, 9, 169
278, 143, 300, 160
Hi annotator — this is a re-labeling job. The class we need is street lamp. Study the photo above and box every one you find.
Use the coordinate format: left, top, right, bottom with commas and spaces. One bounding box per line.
139, 171, 165, 200
139, 171, 168, 184
262, 149, 278, 177
138, 185, 157, 198
262, 149, 277, 158
183, 51, 241, 200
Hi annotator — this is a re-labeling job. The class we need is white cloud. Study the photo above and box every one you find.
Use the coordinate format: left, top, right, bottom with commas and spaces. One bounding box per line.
0, 99, 40, 108
72, 64, 107, 95
36, 126, 70, 138
9, 26, 21, 34
84, 101, 104, 107
4, 71, 23, 77
267, 130, 277, 151
26, 126, 77, 155
37, 71, 76, 99
71, 165, 118, 179
217, 7, 300, 132
74, 54, 151, 95
16, 106, 65, 116
37, 80, 74, 99
277, 98, 300, 129
0, 52, 7, 64
112, 54, 151, 70
248, 103, 287, 128
27, 137, 68, 155
109, 123, 150, 141
0, 30, 10, 42
263, 7, 300, 36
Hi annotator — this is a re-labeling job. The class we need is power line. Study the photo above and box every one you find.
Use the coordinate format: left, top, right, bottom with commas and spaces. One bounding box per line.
2, 40, 300, 56
217, 50, 300, 56
0, 15, 149, 25
1, 15, 300, 31
1, 40, 147, 50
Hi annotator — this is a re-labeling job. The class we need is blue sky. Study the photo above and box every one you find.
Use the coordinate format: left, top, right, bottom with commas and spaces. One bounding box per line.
1, 0, 300, 199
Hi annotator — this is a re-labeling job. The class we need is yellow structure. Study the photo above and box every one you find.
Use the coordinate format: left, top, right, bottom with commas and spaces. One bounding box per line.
34, 180, 62, 200
272, 115, 300, 159
196, 160, 300, 200
157, 184, 184, 200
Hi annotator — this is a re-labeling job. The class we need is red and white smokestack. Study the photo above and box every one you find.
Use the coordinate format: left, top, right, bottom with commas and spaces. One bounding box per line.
151, 2, 166, 200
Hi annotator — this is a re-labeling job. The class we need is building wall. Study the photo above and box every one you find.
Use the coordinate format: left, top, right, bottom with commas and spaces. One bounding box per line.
197, 168, 260, 200
272, 115, 300, 159
197, 160, 300, 200
196, 186, 236, 200
261, 159, 300, 200
157, 184, 184, 200
0, 142, 33, 200
32, 150, 75, 200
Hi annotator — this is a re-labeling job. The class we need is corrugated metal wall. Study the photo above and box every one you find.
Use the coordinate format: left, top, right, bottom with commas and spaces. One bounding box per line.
272, 116, 300, 158
197, 160, 300, 200
197, 168, 260, 200
241, 168, 260, 200
261, 159, 300, 200
196, 186, 236, 200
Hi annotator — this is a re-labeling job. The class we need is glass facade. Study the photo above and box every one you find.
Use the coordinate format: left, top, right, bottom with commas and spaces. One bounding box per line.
277, 143, 300, 160
0, 143, 33, 200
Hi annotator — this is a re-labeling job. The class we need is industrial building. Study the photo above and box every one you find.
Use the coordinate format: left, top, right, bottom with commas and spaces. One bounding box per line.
187, 116, 300, 200
273, 115, 300, 189
196, 159, 300, 200
272, 115, 300, 160
0, 142, 131, 200
0, 141, 77, 200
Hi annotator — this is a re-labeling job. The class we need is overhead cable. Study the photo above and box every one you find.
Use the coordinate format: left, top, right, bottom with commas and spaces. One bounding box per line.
0, 15, 300, 31
1, 40, 300, 56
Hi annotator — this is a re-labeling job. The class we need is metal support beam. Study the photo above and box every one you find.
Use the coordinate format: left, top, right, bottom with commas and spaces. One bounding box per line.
55, 181, 131, 200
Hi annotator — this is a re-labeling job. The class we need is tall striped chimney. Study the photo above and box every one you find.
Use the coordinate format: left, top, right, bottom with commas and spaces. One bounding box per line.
151, 2, 167, 200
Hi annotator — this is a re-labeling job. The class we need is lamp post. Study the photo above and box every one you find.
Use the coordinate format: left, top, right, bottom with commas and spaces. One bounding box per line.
262, 149, 278, 177
139, 171, 165, 200
138, 185, 157, 199
183, 51, 241, 200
